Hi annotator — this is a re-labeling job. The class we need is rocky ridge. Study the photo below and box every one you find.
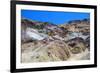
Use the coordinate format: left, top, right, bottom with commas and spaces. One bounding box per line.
21, 18, 90, 63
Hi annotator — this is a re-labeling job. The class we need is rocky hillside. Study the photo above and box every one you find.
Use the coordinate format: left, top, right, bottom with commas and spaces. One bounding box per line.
59, 19, 90, 33
21, 18, 90, 63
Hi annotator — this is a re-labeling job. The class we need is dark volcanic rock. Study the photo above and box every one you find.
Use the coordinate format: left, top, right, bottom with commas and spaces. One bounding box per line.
85, 36, 90, 50
66, 37, 86, 54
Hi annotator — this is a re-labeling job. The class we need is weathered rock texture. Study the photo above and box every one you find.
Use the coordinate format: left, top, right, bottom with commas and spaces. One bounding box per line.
21, 18, 90, 63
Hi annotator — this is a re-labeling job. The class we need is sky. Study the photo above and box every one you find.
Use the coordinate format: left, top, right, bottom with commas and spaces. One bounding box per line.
21, 10, 90, 25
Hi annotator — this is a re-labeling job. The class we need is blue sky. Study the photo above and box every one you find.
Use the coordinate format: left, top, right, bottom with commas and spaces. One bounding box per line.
21, 10, 90, 25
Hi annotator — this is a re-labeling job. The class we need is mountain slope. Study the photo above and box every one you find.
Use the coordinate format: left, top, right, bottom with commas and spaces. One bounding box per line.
21, 18, 90, 62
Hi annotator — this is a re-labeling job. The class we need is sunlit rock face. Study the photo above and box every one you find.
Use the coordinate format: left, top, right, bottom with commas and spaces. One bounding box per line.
21, 39, 88, 63
21, 18, 90, 63
21, 40, 70, 62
